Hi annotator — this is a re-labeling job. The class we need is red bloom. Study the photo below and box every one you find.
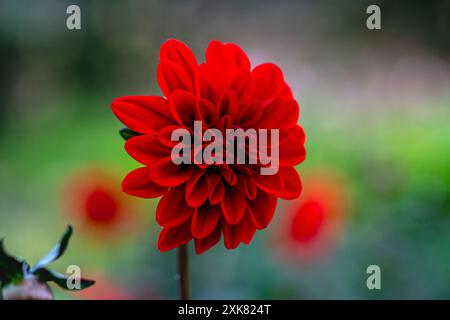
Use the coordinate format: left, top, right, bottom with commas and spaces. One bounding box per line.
111, 39, 306, 254
274, 171, 349, 264
63, 169, 137, 240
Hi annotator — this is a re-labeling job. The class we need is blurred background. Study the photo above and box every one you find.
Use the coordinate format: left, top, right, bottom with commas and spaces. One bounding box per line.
0, 0, 449, 299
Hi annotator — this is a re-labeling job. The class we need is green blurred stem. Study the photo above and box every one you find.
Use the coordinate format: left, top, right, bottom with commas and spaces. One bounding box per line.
178, 244, 190, 300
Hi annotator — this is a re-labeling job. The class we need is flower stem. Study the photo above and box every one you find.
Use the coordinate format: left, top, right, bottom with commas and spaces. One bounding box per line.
178, 244, 190, 300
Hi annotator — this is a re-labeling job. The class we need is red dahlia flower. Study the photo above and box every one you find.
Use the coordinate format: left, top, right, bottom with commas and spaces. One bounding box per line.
111, 39, 306, 254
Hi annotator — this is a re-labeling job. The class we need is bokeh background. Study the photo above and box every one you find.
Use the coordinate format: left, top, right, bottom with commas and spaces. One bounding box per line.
1, 0, 449, 299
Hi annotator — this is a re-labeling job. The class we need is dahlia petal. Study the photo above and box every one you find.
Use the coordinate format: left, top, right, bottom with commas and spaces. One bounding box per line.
111, 96, 174, 134
224, 43, 251, 72
125, 135, 171, 166
248, 192, 277, 230
240, 212, 257, 244
195, 63, 225, 104
169, 90, 197, 127
253, 172, 284, 195
218, 90, 239, 119
230, 70, 254, 106
221, 169, 237, 186
221, 187, 247, 225
216, 115, 234, 132
185, 169, 209, 207
157, 61, 194, 97
122, 167, 167, 198
279, 125, 306, 166
191, 204, 220, 238
205, 40, 235, 84
194, 224, 221, 254
210, 181, 225, 205
223, 213, 256, 249
209, 175, 225, 205
280, 82, 293, 98
234, 173, 258, 200
156, 186, 194, 227
237, 101, 263, 128
158, 219, 192, 252
256, 97, 299, 129
234, 174, 248, 197
206, 41, 251, 85
251, 63, 285, 104
245, 176, 258, 200
150, 157, 193, 187
158, 125, 185, 147
278, 167, 302, 200
196, 98, 219, 127
160, 39, 197, 81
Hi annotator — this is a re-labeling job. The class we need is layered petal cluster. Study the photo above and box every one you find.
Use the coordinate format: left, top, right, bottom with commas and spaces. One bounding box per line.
112, 39, 306, 254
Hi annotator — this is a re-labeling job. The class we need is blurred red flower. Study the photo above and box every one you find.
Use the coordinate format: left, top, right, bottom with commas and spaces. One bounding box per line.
111, 39, 306, 254
63, 169, 137, 240
274, 171, 349, 264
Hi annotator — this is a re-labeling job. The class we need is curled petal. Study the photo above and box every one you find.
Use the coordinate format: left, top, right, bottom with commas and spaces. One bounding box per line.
150, 157, 193, 187
223, 213, 256, 249
230, 71, 254, 106
237, 101, 263, 127
256, 97, 299, 129
194, 223, 221, 254
252, 63, 285, 104
221, 169, 236, 185
125, 135, 171, 166
122, 167, 167, 198
191, 204, 220, 238
195, 63, 225, 104
234, 173, 257, 200
253, 172, 283, 195
224, 43, 251, 72
245, 176, 258, 200
218, 90, 239, 120
221, 187, 247, 225
209, 175, 225, 205
185, 169, 209, 207
157, 61, 194, 97
158, 219, 192, 252
156, 186, 194, 227
169, 90, 197, 127
205, 40, 234, 83
111, 96, 174, 134
196, 98, 219, 127
278, 167, 302, 200
206, 41, 251, 85
158, 125, 185, 147
248, 192, 277, 230
279, 125, 306, 166
160, 39, 197, 81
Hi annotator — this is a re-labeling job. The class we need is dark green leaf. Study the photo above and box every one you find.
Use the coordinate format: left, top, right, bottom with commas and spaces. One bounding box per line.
31, 225, 73, 272
33, 268, 95, 291
119, 127, 140, 140
0, 239, 25, 287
